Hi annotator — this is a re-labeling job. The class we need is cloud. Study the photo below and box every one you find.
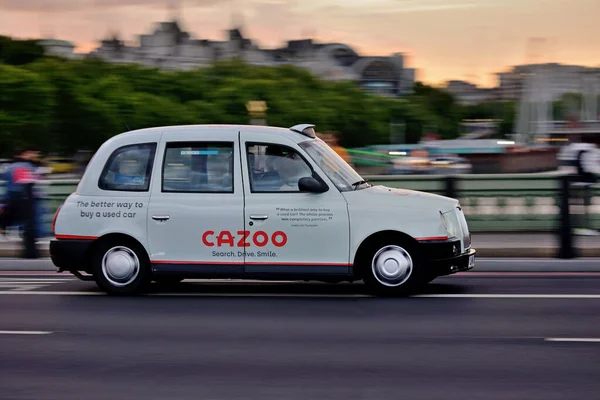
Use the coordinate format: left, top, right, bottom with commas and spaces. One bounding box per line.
293, 0, 494, 15
0, 0, 223, 13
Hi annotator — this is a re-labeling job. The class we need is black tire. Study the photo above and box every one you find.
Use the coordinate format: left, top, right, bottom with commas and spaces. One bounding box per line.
358, 239, 426, 297
92, 238, 152, 295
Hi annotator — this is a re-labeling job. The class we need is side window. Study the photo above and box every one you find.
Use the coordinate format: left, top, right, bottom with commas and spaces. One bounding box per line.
247, 143, 313, 193
98, 143, 156, 192
162, 142, 234, 193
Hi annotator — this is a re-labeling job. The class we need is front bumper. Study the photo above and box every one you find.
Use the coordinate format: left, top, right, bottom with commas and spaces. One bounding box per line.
429, 248, 476, 276
50, 239, 93, 273
419, 238, 476, 276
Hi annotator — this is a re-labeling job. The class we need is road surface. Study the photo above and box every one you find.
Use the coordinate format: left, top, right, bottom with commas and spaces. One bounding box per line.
1, 272, 600, 400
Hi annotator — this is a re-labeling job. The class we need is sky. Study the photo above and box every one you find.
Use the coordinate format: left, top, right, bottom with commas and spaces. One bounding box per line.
0, 0, 598, 87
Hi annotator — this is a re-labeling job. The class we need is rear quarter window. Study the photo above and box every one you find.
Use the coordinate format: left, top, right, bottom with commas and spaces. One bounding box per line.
98, 143, 157, 192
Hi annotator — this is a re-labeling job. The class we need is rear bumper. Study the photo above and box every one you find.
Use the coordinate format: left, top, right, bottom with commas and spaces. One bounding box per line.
419, 238, 476, 276
50, 239, 93, 273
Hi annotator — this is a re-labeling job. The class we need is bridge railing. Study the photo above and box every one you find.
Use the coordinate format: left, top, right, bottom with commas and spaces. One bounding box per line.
2, 174, 599, 234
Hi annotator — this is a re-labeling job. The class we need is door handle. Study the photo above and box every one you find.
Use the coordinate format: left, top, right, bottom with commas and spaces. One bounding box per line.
152, 215, 170, 221
249, 215, 268, 220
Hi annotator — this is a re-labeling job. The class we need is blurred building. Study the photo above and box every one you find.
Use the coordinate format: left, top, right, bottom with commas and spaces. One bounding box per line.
445, 80, 495, 105
37, 39, 79, 59
39, 19, 416, 97
496, 63, 600, 101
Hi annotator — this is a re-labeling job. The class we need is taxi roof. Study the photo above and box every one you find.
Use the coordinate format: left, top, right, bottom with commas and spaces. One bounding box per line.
121, 124, 317, 143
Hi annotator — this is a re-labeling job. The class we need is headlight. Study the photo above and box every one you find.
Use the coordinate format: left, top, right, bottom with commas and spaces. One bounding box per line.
440, 209, 460, 239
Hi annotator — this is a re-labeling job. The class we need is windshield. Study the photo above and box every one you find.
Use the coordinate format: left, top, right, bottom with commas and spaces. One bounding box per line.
299, 139, 367, 191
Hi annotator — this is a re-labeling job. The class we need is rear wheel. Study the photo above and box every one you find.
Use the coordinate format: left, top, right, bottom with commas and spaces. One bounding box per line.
359, 240, 426, 296
92, 239, 152, 295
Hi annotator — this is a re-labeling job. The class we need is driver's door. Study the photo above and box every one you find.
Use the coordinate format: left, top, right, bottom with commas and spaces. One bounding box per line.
240, 133, 351, 275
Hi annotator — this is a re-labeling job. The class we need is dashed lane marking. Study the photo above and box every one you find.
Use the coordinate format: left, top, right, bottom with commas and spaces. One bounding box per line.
0, 277, 74, 291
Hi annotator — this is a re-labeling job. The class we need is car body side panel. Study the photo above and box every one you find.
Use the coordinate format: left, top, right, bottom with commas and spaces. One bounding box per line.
342, 187, 454, 263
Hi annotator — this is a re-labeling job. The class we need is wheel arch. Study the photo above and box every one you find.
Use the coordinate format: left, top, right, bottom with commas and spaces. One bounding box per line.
352, 230, 419, 278
85, 233, 149, 269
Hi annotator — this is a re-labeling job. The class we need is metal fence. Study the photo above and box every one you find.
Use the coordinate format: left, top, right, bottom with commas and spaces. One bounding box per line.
2, 174, 599, 234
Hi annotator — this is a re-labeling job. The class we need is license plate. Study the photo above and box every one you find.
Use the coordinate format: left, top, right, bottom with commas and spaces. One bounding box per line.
468, 254, 475, 267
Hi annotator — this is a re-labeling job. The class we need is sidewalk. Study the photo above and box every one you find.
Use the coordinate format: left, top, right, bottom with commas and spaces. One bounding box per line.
1, 234, 600, 258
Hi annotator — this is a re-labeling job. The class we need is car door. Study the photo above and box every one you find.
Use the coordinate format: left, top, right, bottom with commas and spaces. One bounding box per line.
240, 131, 351, 276
147, 128, 244, 276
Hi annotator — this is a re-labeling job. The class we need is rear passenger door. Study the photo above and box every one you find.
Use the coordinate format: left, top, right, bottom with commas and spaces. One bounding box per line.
147, 129, 245, 275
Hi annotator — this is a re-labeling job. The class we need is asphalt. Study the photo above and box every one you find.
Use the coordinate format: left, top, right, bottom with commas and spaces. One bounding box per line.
2, 257, 600, 272
1, 274, 600, 400
3, 233, 600, 258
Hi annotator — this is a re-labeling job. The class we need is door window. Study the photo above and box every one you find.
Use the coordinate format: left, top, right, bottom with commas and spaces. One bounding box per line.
162, 142, 234, 193
246, 144, 313, 193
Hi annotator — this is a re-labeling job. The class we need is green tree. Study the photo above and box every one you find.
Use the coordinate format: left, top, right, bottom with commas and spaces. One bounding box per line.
0, 64, 54, 154
0, 36, 45, 66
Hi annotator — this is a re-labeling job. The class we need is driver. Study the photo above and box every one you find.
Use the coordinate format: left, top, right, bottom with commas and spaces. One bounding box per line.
274, 152, 309, 191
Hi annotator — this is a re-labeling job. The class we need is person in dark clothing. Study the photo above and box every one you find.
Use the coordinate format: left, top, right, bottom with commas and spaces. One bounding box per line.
0, 147, 40, 238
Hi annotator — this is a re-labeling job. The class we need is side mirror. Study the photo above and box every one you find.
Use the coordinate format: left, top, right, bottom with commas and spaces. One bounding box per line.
298, 177, 328, 193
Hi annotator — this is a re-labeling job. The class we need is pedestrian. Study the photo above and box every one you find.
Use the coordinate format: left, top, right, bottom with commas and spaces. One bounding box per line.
569, 140, 600, 235
1, 147, 40, 241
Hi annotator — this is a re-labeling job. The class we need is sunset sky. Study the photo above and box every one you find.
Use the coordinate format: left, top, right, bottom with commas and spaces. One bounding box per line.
0, 0, 598, 87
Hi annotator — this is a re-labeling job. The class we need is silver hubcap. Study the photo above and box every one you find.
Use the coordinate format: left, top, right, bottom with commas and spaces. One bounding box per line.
101, 246, 140, 287
372, 245, 413, 287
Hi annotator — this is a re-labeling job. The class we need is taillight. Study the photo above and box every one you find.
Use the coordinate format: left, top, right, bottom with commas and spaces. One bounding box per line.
52, 206, 62, 236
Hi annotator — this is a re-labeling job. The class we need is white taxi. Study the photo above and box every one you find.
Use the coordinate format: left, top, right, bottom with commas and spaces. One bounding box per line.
50, 124, 475, 296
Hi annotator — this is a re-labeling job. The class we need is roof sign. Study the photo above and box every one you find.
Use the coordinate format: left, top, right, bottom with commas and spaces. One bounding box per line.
289, 124, 316, 138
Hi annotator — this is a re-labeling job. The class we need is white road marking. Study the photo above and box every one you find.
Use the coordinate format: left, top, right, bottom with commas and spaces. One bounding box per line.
0, 330, 52, 335
0, 280, 74, 283
0, 284, 46, 291
545, 338, 600, 343
0, 291, 600, 299
0, 278, 72, 291
476, 258, 600, 262
415, 294, 600, 299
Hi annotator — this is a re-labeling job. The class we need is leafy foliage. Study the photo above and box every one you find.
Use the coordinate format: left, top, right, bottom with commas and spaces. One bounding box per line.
0, 41, 518, 155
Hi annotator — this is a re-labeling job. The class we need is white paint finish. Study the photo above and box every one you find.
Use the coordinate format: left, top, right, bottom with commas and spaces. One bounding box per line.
54, 129, 162, 250
0, 330, 52, 335
343, 186, 456, 261
239, 129, 351, 267
147, 127, 244, 265
545, 338, 600, 342
51, 124, 473, 275
74, 128, 164, 196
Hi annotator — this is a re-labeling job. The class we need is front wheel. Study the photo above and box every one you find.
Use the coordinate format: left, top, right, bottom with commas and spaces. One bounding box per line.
92, 239, 152, 295
360, 242, 425, 296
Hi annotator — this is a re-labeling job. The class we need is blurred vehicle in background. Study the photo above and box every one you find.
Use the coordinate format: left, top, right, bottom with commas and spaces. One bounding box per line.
44, 157, 76, 174
387, 152, 472, 175
429, 155, 473, 174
